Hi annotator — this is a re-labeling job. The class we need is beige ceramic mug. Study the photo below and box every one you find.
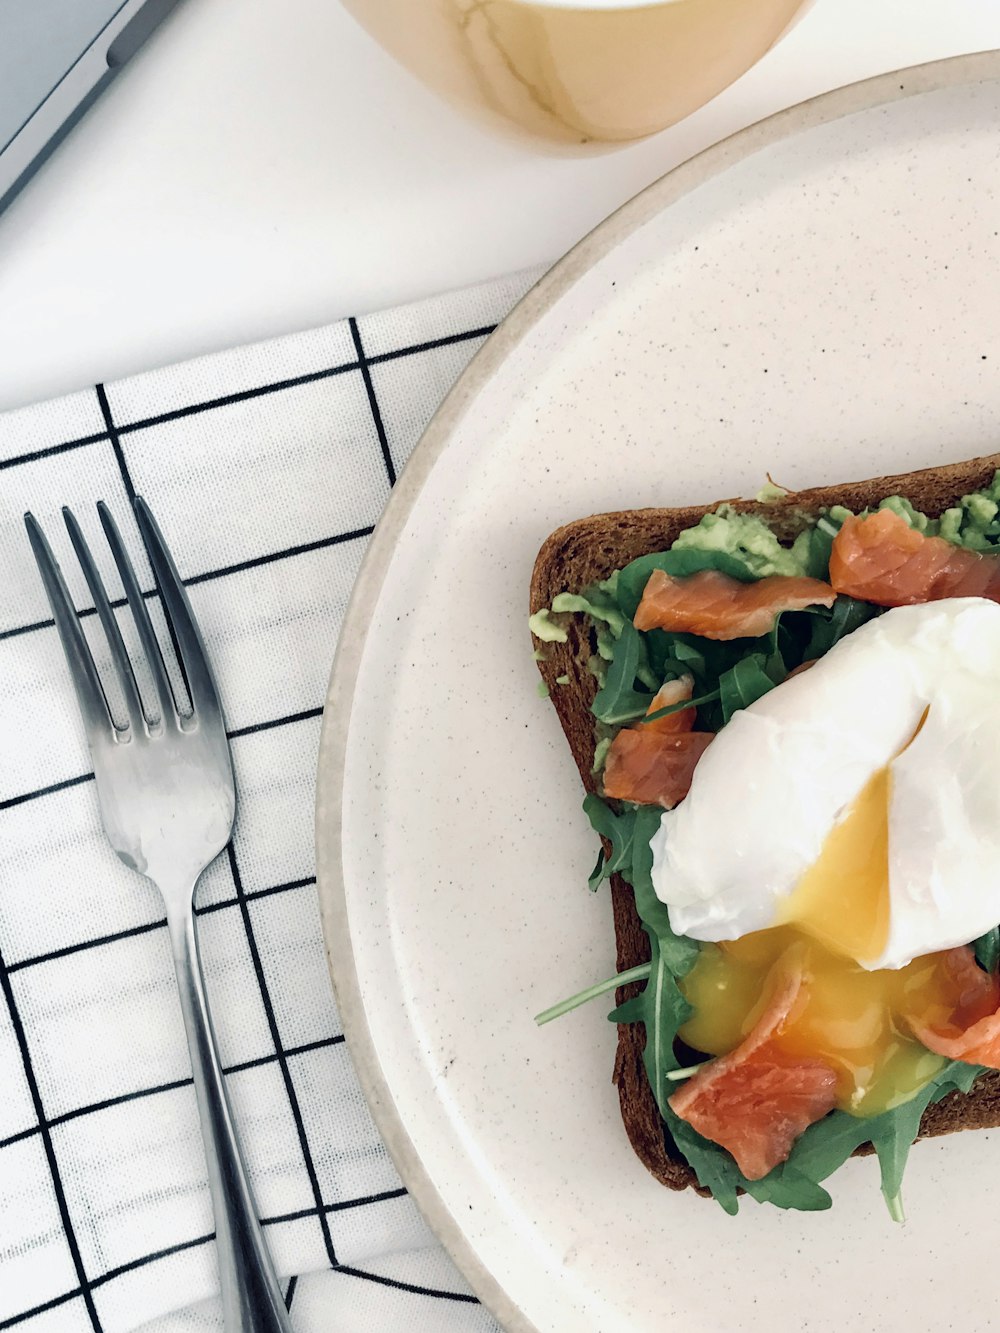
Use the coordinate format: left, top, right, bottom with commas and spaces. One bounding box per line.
340, 0, 812, 147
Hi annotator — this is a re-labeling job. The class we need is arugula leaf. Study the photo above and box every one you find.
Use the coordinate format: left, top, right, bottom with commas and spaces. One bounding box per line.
761, 616, 789, 684
644, 632, 771, 727
974, 927, 1000, 974
615, 549, 758, 621
582, 792, 699, 1116
582, 792, 639, 890
792, 1060, 982, 1220
581, 790, 622, 843
585, 796, 700, 1126
663, 635, 708, 679
583, 794, 693, 968
590, 620, 655, 725
585, 795, 684, 939
609, 931, 693, 1114
643, 628, 682, 682
650, 623, 811, 722
804, 596, 879, 659
639, 688, 721, 726
870, 1099, 931, 1222
744, 1163, 835, 1212
662, 1106, 744, 1215
718, 655, 779, 723
629, 806, 699, 973
587, 847, 607, 892
535, 961, 651, 1026
627, 802, 664, 899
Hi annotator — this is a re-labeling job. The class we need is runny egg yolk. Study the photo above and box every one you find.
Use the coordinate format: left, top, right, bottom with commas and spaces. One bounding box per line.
679, 710, 970, 1116
678, 930, 950, 1114
774, 759, 890, 963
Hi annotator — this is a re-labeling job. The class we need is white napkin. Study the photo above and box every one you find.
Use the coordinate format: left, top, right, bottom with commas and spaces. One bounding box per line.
0, 267, 543, 1333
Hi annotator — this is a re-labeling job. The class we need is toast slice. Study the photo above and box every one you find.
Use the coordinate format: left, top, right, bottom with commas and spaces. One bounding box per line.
530, 452, 1000, 1194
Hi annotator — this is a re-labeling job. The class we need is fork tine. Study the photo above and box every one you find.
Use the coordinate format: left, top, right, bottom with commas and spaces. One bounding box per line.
132, 496, 223, 721
24, 512, 115, 743
63, 507, 147, 735
97, 501, 179, 726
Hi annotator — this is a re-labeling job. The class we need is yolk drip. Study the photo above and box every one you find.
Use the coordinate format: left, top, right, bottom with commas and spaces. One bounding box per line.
679, 710, 967, 1116
775, 762, 890, 963
778, 706, 928, 965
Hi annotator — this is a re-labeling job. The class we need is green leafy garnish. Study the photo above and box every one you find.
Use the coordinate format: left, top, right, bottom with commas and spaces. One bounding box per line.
583, 795, 692, 964
791, 1061, 982, 1220
639, 688, 720, 726
645, 633, 707, 689
804, 596, 879, 659
580, 792, 701, 1116
974, 927, 1000, 974
590, 620, 656, 725
535, 962, 651, 1026
718, 656, 780, 722
790, 517, 840, 579
582, 792, 649, 891
609, 932, 693, 1111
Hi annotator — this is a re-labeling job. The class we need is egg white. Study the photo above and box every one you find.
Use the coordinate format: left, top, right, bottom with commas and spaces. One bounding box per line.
650, 597, 1000, 969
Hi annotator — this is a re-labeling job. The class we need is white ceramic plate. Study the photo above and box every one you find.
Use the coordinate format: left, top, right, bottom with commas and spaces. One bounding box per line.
317, 51, 1000, 1333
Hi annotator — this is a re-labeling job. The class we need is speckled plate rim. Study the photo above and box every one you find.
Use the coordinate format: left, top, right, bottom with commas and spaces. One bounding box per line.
315, 48, 1000, 1333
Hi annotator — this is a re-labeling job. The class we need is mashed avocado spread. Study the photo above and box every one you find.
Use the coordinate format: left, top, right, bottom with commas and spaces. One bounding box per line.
672, 508, 811, 578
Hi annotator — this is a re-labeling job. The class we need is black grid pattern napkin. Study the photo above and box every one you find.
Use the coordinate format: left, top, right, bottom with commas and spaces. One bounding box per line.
0, 267, 542, 1333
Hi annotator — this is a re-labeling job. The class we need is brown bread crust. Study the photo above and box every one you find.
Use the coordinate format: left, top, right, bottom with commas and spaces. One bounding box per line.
530, 452, 1000, 1195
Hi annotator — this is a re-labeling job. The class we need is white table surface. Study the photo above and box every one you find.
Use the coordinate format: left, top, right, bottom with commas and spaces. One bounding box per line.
0, 0, 999, 415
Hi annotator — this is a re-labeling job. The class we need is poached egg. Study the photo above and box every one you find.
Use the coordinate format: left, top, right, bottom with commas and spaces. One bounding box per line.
651, 598, 1000, 1114
652, 598, 1000, 971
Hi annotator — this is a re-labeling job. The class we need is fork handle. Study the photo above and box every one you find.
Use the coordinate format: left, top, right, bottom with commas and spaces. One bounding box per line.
169, 902, 295, 1333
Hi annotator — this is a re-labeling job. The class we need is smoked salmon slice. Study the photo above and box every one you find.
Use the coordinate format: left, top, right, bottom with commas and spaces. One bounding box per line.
634, 568, 836, 640
670, 962, 838, 1180
602, 729, 712, 809
642, 675, 696, 734
904, 945, 1000, 1067
829, 509, 1000, 606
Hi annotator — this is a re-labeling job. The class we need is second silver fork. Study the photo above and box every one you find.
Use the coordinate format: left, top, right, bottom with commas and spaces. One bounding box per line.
26, 499, 293, 1333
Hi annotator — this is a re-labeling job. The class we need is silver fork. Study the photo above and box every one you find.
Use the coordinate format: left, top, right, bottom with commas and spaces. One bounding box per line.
25, 499, 293, 1333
